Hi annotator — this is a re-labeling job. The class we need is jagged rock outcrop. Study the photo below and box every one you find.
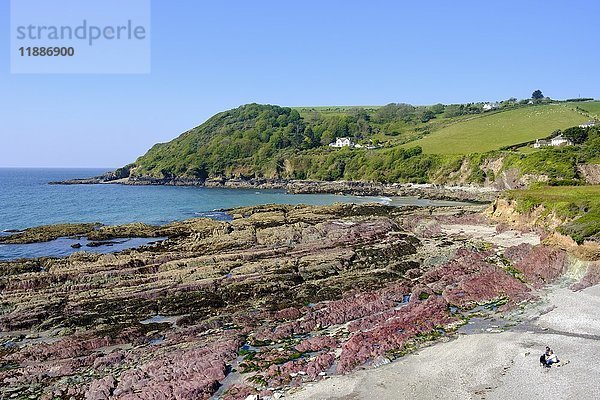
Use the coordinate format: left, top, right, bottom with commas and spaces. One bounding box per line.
0, 204, 574, 399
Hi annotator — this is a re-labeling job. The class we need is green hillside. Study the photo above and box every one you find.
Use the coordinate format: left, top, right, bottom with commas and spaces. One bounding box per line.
133, 104, 305, 179
126, 100, 599, 186
570, 100, 600, 118
404, 105, 588, 154
133, 102, 446, 179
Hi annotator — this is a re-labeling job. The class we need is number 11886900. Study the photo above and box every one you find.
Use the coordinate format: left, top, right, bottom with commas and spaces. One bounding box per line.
19, 47, 75, 56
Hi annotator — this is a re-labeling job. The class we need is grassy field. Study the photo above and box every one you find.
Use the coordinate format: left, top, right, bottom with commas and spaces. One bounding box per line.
403, 105, 588, 154
568, 100, 600, 118
507, 185, 600, 243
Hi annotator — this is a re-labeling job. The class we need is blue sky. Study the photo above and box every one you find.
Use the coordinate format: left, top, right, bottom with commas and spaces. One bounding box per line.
1, 0, 599, 167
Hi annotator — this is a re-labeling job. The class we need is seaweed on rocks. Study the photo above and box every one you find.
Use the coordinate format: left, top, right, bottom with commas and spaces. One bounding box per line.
0, 203, 559, 399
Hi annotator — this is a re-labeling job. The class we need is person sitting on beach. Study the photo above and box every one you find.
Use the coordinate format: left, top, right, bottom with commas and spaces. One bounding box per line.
545, 349, 559, 367
540, 346, 551, 366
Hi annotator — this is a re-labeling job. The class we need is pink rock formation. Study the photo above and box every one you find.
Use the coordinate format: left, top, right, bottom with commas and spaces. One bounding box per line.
1, 204, 569, 398
274, 306, 303, 321
109, 337, 240, 400
442, 264, 530, 307
85, 375, 116, 400
509, 245, 567, 285
295, 336, 337, 353
504, 243, 533, 264
337, 296, 455, 373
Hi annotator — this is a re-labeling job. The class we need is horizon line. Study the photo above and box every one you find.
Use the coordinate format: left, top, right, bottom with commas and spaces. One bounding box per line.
0, 166, 116, 169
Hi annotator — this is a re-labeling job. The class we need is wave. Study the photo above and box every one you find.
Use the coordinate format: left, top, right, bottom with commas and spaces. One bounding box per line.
193, 211, 233, 221
378, 196, 392, 204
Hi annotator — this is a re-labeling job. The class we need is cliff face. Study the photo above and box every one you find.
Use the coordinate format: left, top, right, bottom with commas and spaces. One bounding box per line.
487, 197, 600, 301
489, 197, 600, 262
488, 198, 564, 232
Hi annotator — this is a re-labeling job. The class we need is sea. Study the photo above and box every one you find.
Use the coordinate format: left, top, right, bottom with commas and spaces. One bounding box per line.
0, 168, 466, 260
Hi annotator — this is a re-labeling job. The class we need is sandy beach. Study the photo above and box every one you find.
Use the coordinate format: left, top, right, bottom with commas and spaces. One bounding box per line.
288, 284, 600, 400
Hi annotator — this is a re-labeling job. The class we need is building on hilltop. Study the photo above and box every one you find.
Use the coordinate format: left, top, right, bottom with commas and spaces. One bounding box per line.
482, 102, 500, 111
329, 137, 381, 149
533, 134, 573, 148
329, 137, 355, 148
550, 134, 572, 146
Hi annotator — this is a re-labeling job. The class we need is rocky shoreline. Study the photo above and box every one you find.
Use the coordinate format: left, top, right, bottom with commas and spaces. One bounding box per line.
1, 202, 597, 399
50, 175, 498, 203
287, 285, 600, 400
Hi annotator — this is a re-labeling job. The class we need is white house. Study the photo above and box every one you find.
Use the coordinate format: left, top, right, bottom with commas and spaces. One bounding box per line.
483, 102, 500, 111
579, 121, 597, 128
533, 139, 550, 148
329, 137, 355, 148
534, 134, 572, 148
550, 134, 572, 146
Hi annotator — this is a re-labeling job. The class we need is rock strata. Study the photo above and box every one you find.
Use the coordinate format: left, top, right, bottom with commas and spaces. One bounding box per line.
0, 203, 569, 399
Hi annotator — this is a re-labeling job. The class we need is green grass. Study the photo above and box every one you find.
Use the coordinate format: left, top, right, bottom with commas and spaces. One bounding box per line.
568, 100, 600, 118
515, 146, 539, 155
507, 185, 600, 243
403, 105, 588, 154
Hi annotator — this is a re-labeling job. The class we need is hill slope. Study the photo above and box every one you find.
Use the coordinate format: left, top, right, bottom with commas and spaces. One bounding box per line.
404, 105, 587, 154
570, 100, 600, 118
117, 101, 600, 187
135, 104, 305, 178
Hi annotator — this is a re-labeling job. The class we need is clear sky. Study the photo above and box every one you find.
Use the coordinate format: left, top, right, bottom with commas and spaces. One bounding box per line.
1, 0, 599, 167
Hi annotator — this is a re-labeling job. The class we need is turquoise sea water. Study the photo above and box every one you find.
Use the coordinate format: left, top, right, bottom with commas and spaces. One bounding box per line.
0, 168, 466, 260
0, 168, 378, 231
